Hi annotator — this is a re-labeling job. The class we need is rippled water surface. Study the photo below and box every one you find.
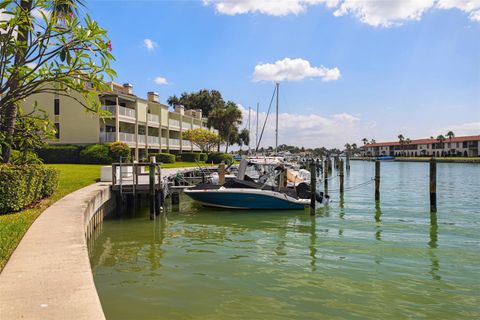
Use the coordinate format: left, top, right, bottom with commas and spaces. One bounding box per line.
89, 161, 480, 319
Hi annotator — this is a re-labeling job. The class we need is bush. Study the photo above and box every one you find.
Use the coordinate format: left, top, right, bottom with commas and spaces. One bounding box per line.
10, 150, 43, 165
180, 153, 201, 162
80, 144, 111, 164
149, 152, 176, 164
199, 153, 208, 162
207, 152, 233, 164
109, 141, 131, 162
36, 145, 81, 164
0, 165, 58, 214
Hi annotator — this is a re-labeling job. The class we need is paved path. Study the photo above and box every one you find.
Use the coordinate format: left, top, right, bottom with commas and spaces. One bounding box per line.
0, 183, 112, 320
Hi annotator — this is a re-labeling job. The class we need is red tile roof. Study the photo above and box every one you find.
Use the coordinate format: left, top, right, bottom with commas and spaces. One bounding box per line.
366, 135, 480, 147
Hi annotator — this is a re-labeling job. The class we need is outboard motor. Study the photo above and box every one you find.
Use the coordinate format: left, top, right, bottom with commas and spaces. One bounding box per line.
315, 191, 324, 203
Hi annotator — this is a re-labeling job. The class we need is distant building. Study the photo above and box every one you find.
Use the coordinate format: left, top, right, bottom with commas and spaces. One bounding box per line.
21, 82, 218, 160
361, 135, 480, 157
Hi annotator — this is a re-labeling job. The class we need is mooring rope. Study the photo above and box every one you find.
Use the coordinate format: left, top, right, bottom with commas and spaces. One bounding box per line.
325, 178, 375, 193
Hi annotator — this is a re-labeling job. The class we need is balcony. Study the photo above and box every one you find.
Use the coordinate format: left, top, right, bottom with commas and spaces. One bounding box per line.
148, 113, 159, 124
138, 135, 145, 144
119, 132, 135, 143
182, 140, 191, 148
119, 106, 136, 118
161, 137, 167, 146
192, 125, 201, 130
169, 119, 180, 130
101, 105, 116, 115
169, 138, 180, 146
100, 132, 116, 143
148, 136, 160, 145
182, 123, 192, 131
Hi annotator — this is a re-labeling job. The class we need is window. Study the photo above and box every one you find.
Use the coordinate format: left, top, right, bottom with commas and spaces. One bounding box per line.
54, 98, 60, 115
55, 123, 60, 139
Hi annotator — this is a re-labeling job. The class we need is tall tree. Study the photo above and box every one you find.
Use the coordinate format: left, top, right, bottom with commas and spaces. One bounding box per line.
167, 89, 225, 117
398, 134, 405, 155
238, 128, 250, 151
208, 101, 242, 152
0, 0, 115, 162
182, 128, 219, 153
446, 130, 455, 141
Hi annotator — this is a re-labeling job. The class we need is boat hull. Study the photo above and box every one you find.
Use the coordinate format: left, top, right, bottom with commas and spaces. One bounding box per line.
184, 189, 308, 210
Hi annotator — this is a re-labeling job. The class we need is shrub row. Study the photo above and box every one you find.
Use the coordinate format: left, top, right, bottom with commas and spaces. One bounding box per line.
37, 143, 131, 164
36, 145, 81, 164
207, 152, 233, 164
0, 165, 58, 214
148, 153, 176, 164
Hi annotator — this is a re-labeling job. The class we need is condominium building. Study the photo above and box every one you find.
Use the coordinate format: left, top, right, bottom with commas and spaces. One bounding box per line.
362, 135, 480, 157
21, 82, 217, 159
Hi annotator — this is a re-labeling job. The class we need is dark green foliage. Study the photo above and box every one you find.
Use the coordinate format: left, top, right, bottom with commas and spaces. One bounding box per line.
207, 152, 233, 164
0, 165, 58, 214
199, 153, 208, 162
37, 145, 82, 164
149, 153, 176, 164
108, 141, 130, 162
180, 153, 201, 162
10, 150, 43, 165
79, 144, 111, 164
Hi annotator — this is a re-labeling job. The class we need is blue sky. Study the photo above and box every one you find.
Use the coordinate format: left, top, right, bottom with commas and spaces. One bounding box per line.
87, 0, 480, 148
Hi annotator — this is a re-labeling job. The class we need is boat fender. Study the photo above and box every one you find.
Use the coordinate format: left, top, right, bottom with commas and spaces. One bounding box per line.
324, 195, 331, 205
315, 191, 324, 203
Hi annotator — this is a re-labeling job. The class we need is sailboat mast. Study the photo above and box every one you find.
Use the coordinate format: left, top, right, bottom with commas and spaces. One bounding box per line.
256, 102, 259, 152
248, 107, 251, 152
275, 82, 279, 154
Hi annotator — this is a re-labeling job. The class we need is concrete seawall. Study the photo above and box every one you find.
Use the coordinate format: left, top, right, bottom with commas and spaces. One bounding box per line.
0, 183, 114, 320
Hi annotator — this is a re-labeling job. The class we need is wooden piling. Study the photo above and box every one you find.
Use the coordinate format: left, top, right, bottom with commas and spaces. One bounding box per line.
218, 163, 226, 185
430, 157, 437, 213
346, 154, 350, 170
324, 161, 329, 196
339, 159, 344, 195
375, 160, 380, 202
149, 156, 156, 220
309, 163, 316, 215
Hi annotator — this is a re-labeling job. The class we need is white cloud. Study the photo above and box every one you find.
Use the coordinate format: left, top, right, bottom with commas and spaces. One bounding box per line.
153, 76, 168, 85
31, 8, 51, 19
143, 38, 158, 51
253, 58, 340, 82
333, 0, 434, 27
205, 0, 480, 26
434, 122, 480, 137
238, 105, 362, 148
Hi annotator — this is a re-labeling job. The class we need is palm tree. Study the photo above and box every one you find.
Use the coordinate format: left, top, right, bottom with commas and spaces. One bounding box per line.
351, 143, 357, 155
362, 138, 368, 146
437, 135, 446, 156
446, 131, 455, 141
405, 138, 411, 156
398, 134, 405, 156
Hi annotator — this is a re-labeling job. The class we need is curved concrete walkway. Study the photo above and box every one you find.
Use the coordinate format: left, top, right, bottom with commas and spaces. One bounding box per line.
0, 183, 113, 320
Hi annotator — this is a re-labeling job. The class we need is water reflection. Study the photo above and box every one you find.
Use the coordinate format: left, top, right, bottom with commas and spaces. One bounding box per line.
309, 216, 317, 271
428, 212, 441, 281
374, 202, 382, 241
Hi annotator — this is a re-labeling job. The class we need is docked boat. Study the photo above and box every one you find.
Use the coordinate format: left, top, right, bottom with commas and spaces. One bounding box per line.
376, 155, 395, 161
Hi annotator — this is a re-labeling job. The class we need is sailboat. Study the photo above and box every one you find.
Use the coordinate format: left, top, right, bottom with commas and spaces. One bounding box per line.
184, 83, 325, 210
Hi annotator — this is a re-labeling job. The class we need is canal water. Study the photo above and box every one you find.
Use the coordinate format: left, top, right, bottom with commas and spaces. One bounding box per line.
89, 161, 480, 319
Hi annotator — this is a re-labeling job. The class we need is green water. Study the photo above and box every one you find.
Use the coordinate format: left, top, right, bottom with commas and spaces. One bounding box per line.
89, 161, 480, 319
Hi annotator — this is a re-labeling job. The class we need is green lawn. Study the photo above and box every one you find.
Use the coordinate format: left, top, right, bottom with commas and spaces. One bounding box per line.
0, 164, 103, 272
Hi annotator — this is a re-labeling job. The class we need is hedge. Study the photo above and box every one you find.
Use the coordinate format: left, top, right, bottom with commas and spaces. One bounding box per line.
36, 145, 81, 164
199, 153, 207, 162
149, 152, 176, 164
0, 165, 58, 214
180, 152, 201, 162
79, 144, 111, 164
207, 152, 233, 164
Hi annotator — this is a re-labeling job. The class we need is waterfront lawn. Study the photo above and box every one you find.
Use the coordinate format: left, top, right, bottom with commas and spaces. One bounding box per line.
0, 164, 102, 272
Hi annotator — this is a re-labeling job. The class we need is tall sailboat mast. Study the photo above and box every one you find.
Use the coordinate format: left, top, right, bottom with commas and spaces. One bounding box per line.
256, 102, 259, 152
275, 82, 279, 154
248, 107, 251, 153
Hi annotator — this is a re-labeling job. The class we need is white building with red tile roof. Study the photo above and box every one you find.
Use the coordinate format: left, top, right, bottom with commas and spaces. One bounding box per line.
362, 135, 480, 157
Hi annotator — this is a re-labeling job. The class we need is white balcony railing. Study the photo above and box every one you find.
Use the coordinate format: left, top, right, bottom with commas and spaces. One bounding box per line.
100, 132, 116, 143
138, 135, 145, 144
119, 132, 135, 143
119, 106, 136, 118
169, 138, 180, 146
161, 137, 167, 145
182, 140, 192, 148
148, 136, 160, 145
148, 113, 159, 124
182, 123, 192, 131
101, 105, 116, 115
169, 119, 180, 128
193, 125, 201, 130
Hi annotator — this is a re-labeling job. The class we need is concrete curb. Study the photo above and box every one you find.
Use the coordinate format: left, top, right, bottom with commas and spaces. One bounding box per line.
0, 183, 114, 320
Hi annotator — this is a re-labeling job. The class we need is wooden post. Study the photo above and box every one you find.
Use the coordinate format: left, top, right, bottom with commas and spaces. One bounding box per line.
430, 157, 437, 213
309, 163, 316, 215
346, 153, 350, 170
149, 156, 156, 220
375, 160, 380, 202
339, 159, 344, 195
218, 163, 225, 185
324, 161, 329, 196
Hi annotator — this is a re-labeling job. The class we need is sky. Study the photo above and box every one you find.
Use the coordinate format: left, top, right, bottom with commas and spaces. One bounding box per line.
86, 0, 480, 148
